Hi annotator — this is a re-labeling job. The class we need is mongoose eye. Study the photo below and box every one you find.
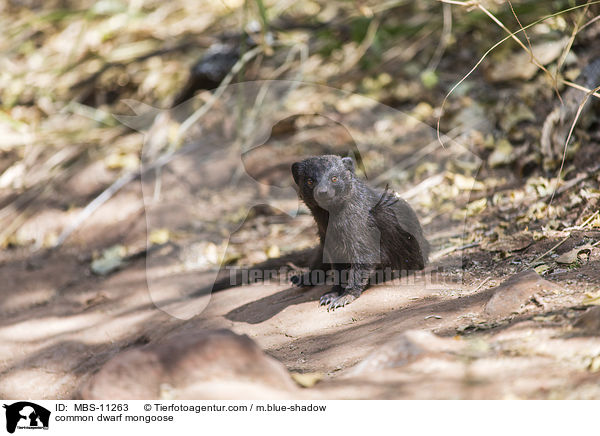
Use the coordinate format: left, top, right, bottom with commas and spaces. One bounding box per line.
331, 176, 338, 183
306, 178, 314, 186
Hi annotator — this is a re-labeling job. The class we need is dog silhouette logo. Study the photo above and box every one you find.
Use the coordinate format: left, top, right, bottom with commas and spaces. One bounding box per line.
3, 402, 50, 433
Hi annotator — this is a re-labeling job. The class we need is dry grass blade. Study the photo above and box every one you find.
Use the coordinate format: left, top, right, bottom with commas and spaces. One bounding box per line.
435, 1, 600, 147
541, 162, 600, 202
371, 125, 465, 186
551, 2, 591, 104
508, 0, 563, 103
529, 235, 569, 265
340, 17, 380, 73
268, 41, 308, 80
560, 80, 600, 100
530, 205, 600, 265
427, 2, 453, 72
52, 171, 138, 248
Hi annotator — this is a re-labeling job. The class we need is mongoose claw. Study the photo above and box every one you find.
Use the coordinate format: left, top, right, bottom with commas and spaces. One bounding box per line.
326, 293, 357, 311
319, 292, 338, 306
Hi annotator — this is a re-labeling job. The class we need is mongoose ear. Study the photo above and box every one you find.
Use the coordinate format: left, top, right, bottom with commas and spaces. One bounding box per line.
291, 162, 301, 184
342, 156, 355, 173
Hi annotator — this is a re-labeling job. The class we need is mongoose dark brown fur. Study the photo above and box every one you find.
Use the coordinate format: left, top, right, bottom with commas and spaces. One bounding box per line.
291, 155, 429, 310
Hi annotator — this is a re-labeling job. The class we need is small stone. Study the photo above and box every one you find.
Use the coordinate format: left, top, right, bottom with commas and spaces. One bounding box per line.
483, 270, 562, 319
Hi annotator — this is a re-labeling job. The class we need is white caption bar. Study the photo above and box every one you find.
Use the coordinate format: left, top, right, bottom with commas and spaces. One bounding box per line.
0, 400, 595, 436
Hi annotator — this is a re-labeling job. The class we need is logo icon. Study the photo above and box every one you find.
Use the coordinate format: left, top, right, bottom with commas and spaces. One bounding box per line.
2, 402, 50, 434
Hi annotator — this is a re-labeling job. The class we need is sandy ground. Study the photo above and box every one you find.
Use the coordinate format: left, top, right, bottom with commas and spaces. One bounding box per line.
2, 122, 600, 399
2, 175, 600, 400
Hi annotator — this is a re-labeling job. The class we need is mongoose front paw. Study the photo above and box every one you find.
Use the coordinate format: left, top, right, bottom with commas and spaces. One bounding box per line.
326, 293, 357, 311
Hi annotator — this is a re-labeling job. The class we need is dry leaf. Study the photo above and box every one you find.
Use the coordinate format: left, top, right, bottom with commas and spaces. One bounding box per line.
266, 245, 280, 258
488, 139, 515, 168
149, 228, 170, 245
290, 372, 323, 388
534, 264, 551, 275
91, 245, 126, 275
465, 198, 487, 217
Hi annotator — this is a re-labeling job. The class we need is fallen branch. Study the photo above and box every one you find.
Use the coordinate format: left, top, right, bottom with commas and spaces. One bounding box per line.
430, 241, 479, 261
529, 204, 600, 265
529, 236, 569, 266
53, 46, 263, 249
542, 162, 600, 203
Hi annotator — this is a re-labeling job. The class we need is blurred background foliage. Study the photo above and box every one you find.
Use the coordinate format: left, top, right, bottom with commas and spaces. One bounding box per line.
0, 0, 598, 251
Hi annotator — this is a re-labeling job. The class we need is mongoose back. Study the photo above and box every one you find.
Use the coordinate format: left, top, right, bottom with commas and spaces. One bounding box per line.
291, 155, 429, 310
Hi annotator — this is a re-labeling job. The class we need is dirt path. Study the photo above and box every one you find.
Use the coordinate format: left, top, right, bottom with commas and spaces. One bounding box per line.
2, 100, 599, 399
2, 220, 600, 399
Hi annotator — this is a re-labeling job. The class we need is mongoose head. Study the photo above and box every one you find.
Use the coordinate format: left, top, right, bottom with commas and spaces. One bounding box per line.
291, 155, 355, 210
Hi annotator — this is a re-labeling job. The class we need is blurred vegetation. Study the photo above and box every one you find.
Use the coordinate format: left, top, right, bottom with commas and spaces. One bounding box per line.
0, 0, 598, 250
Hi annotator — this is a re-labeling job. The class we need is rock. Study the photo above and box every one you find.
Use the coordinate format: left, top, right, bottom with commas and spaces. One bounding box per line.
574, 306, 600, 332
349, 330, 458, 375
80, 329, 297, 399
483, 270, 562, 319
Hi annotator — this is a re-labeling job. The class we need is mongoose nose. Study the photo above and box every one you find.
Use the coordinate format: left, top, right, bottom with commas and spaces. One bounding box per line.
315, 187, 331, 201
